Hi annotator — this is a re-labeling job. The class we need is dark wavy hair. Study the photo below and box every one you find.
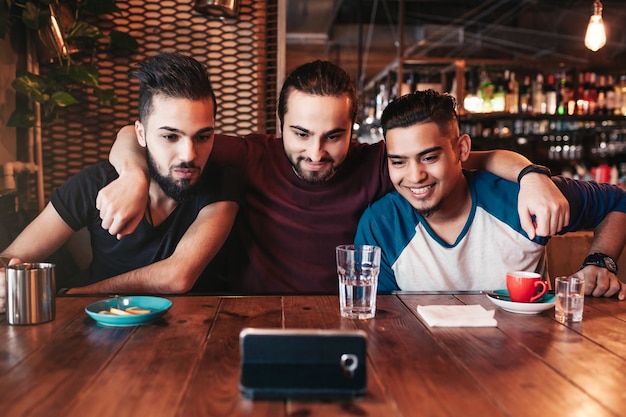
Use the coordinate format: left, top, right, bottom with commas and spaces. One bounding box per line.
277, 60, 358, 132
381, 89, 459, 139
130, 52, 217, 122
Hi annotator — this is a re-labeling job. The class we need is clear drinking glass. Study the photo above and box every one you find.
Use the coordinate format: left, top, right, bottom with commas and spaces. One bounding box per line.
336, 245, 381, 320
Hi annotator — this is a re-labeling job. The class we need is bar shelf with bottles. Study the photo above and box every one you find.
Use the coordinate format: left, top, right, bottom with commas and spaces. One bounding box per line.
467, 115, 626, 185
461, 68, 626, 187
461, 69, 626, 134
359, 64, 626, 188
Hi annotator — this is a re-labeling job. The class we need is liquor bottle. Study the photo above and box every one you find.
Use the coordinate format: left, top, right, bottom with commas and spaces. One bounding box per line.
545, 74, 558, 115
506, 70, 519, 114
519, 75, 532, 113
479, 70, 495, 113
595, 74, 607, 115
611, 76, 619, 114
590, 72, 599, 113
605, 75, 616, 115
462, 70, 482, 113
558, 76, 575, 116
619, 75, 626, 116
532, 73, 546, 114
491, 72, 506, 112
612, 74, 622, 115
576, 72, 587, 115
584, 72, 598, 115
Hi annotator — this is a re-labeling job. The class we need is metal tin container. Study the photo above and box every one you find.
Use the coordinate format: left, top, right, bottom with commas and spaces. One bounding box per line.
6, 263, 56, 325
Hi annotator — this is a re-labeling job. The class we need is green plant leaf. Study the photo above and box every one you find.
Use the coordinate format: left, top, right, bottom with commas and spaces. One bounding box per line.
68, 65, 99, 86
21, 1, 51, 31
66, 20, 102, 41
94, 88, 117, 105
50, 91, 77, 107
109, 30, 139, 53
4, 0, 138, 128
12, 72, 47, 103
7, 108, 36, 128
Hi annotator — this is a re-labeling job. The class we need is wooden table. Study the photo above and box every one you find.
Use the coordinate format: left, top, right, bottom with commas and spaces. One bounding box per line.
1, 293, 625, 417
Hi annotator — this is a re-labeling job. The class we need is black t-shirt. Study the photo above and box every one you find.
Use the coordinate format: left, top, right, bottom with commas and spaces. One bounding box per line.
50, 161, 240, 291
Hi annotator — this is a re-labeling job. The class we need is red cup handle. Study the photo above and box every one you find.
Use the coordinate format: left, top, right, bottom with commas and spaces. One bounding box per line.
530, 280, 548, 302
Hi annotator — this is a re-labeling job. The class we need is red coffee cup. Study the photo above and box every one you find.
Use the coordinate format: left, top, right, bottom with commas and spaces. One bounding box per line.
506, 271, 548, 303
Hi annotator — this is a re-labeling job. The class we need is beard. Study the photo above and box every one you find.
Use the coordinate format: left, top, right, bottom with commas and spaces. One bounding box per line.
412, 195, 443, 218
415, 202, 442, 218
288, 155, 337, 184
146, 148, 200, 202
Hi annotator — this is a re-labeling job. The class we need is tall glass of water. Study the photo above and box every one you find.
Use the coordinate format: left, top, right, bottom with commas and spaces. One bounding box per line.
336, 244, 381, 319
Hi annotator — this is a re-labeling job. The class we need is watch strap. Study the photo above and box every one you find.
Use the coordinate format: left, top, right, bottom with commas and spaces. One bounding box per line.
517, 164, 552, 183
581, 252, 618, 274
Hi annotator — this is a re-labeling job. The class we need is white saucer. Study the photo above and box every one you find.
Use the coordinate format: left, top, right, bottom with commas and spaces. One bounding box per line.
485, 289, 555, 315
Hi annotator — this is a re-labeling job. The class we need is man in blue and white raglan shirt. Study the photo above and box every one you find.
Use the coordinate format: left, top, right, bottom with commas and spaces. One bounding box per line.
355, 90, 626, 300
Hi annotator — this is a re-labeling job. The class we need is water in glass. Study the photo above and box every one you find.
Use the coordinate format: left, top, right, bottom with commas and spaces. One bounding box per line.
555, 293, 584, 323
338, 263, 378, 319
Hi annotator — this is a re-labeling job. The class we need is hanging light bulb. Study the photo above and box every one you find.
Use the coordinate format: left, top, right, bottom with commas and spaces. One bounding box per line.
584, 0, 606, 52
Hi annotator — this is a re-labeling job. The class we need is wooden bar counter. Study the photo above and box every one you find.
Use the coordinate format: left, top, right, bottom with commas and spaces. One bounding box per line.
1, 293, 625, 417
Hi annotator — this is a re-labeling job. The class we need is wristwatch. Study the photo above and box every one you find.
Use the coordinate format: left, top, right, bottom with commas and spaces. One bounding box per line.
581, 252, 618, 274
517, 164, 552, 183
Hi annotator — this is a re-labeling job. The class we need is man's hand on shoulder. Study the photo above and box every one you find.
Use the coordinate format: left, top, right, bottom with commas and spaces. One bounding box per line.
517, 173, 570, 239
96, 168, 149, 239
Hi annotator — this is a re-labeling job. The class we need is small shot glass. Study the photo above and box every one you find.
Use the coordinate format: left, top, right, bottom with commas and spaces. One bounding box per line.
554, 276, 585, 323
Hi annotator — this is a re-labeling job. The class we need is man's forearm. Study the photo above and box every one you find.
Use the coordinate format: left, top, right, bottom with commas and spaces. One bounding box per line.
98, 125, 151, 237
110, 124, 149, 178
70, 259, 194, 295
0, 203, 74, 264
464, 150, 531, 182
588, 211, 626, 260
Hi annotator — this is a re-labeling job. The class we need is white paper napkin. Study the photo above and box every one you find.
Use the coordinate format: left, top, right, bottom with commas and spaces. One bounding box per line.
417, 305, 498, 327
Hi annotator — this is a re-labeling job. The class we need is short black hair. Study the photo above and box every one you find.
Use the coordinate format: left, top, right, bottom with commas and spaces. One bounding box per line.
130, 52, 217, 122
277, 60, 358, 131
381, 89, 459, 138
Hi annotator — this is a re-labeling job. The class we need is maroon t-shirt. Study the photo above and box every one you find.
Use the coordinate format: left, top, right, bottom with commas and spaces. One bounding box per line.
210, 133, 392, 293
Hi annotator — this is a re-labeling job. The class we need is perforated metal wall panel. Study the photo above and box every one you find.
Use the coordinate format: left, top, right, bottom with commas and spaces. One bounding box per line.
41, 0, 278, 201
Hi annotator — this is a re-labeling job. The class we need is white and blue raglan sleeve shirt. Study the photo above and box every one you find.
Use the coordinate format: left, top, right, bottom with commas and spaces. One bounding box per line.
355, 171, 626, 293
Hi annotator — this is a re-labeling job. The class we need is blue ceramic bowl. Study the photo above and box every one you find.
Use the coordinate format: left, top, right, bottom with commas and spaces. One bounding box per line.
85, 296, 172, 327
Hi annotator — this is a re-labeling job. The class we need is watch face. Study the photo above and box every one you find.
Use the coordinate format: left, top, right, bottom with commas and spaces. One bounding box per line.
604, 257, 617, 273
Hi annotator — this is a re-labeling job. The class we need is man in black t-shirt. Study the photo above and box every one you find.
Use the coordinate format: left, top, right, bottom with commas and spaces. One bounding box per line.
0, 52, 239, 309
